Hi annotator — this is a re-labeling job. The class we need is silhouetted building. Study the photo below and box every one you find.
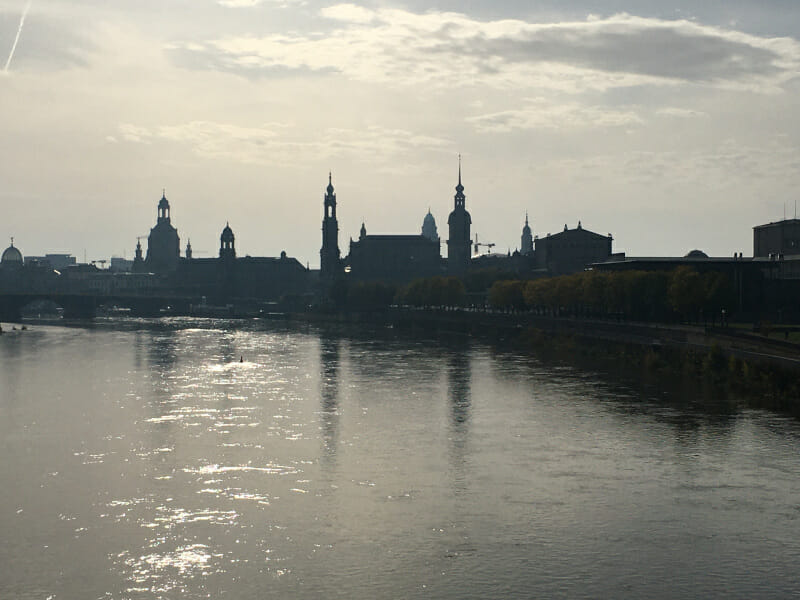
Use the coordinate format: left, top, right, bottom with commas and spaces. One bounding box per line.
219, 223, 236, 259
320, 173, 341, 280
535, 221, 614, 276
753, 218, 800, 258
24, 253, 76, 270
1, 239, 23, 269
520, 213, 533, 256
421, 209, 440, 243
132, 239, 145, 272
126, 194, 310, 303
447, 159, 471, 274
109, 257, 133, 272
346, 222, 442, 283
172, 221, 309, 302
145, 192, 180, 273
593, 253, 763, 314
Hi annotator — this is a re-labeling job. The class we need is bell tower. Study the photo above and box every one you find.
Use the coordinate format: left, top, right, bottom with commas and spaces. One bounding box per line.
320, 173, 341, 279
447, 156, 472, 274
521, 213, 533, 256
219, 223, 236, 260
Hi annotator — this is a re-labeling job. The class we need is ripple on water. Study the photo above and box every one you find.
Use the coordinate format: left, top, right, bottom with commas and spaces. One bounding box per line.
183, 463, 299, 476
119, 543, 223, 592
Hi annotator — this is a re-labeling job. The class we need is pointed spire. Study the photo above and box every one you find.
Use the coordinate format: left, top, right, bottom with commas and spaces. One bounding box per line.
455, 154, 465, 197
525, 212, 529, 226
326, 171, 335, 194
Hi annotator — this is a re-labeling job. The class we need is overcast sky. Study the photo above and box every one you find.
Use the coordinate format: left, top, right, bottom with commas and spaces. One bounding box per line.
2, 0, 800, 265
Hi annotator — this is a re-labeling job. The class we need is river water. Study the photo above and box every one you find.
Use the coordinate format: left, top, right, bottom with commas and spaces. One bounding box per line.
1, 318, 799, 599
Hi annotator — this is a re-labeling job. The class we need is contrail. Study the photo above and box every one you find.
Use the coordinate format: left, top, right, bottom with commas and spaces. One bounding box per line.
4, 0, 33, 73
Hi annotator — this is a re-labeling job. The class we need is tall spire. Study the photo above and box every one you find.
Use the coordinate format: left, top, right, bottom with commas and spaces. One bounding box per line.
454, 154, 465, 206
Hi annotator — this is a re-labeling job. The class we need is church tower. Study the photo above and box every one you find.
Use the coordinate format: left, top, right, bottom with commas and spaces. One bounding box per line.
219, 223, 236, 259
320, 173, 341, 279
521, 213, 533, 256
145, 191, 180, 273
447, 157, 472, 274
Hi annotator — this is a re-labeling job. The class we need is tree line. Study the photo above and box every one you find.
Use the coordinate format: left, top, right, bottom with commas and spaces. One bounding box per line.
489, 267, 735, 323
329, 266, 736, 324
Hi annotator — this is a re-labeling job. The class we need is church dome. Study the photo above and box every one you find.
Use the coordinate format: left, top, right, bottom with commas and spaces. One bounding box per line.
685, 249, 709, 258
158, 194, 170, 210
1, 242, 23, 264
221, 222, 235, 242
421, 210, 439, 242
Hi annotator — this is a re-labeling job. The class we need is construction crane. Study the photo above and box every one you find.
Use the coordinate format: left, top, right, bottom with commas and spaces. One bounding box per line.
473, 233, 495, 256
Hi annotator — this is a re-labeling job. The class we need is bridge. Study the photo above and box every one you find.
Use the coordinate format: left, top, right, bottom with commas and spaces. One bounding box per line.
0, 272, 205, 320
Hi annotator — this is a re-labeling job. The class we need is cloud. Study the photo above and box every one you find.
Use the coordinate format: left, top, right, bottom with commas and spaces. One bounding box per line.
532, 138, 800, 188
216, 0, 303, 7
167, 7, 800, 92
656, 107, 707, 118
468, 98, 644, 132
217, 0, 264, 6
117, 120, 452, 166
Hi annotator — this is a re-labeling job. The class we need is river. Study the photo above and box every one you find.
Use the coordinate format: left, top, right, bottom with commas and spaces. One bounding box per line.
1, 318, 799, 599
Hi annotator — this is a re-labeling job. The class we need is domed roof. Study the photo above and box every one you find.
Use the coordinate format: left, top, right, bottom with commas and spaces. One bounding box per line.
221, 222, 234, 242
685, 249, 709, 258
158, 194, 170, 210
422, 209, 439, 242
1, 242, 23, 264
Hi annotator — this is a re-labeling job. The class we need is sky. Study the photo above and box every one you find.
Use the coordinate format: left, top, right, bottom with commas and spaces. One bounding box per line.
1, 0, 800, 266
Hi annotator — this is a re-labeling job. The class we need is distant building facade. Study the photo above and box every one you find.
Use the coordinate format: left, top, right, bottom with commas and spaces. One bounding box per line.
347, 222, 441, 283
535, 222, 614, 276
129, 195, 310, 302
109, 257, 133, 272
753, 218, 800, 258
23, 253, 77, 270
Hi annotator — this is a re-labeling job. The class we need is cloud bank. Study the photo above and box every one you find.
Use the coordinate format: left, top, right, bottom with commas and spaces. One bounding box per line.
168, 5, 800, 92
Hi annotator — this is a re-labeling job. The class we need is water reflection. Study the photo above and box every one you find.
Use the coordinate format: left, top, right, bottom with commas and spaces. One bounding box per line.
446, 345, 472, 495
319, 334, 341, 462
4, 320, 800, 599
147, 327, 178, 372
